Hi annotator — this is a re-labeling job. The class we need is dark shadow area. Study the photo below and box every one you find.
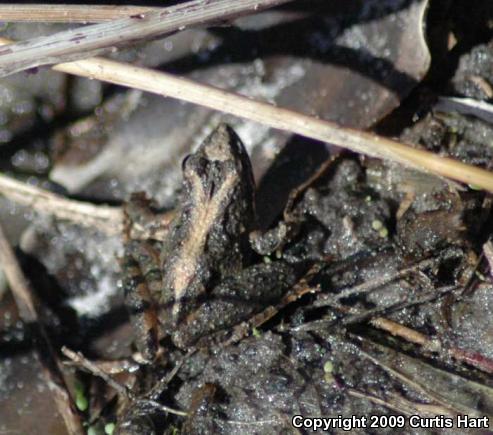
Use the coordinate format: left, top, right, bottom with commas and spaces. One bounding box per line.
99, 0, 420, 102
377, 0, 493, 136
255, 136, 330, 228
3, 0, 420, 176
163, 7, 418, 94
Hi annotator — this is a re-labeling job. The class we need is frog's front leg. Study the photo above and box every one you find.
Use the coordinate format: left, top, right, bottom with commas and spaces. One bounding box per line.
124, 191, 172, 242
249, 220, 299, 256
123, 239, 162, 363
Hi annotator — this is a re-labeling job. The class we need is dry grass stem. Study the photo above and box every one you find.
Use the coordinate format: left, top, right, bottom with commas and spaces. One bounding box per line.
315, 257, 438, 306
0, 0, 293, 77
63, 356, 140, 375
483, 240, 493, 276
1, 37, 491, 191
0, 4, 157, 23
225, 265, 321, 346
370, 317, 430, 346
371, 317, 493, 374
61, 347, 129, 397
359, 350, 463, 416
359, 347, 493, 417
348, 388, 454, 417
0, 173, 122, 235
0, 223, 84, 434
61, 347, 189, 417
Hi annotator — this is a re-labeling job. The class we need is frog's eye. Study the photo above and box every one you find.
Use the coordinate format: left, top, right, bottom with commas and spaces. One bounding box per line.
181, 154, 191, 171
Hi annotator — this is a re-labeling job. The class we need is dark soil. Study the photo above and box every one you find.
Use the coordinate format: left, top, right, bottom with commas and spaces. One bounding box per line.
1, 1, 493, 434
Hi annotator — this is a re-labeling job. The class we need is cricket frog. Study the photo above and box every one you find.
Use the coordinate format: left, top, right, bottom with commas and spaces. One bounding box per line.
122, 124, 295, 361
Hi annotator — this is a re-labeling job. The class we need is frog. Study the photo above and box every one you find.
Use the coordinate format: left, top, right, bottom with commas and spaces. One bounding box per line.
122, 124, 296, 361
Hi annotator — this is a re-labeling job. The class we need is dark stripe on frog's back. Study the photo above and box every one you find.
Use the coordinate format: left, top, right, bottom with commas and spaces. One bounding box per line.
162, 169, 240, 308
163, 126, 256, 312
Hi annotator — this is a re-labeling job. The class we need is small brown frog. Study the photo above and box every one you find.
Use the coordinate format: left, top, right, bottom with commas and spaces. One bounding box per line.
122, 124, 295, 361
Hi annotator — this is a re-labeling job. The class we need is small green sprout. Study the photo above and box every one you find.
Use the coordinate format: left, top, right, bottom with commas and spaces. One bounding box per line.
76, 393, 88, 412
323, 360, 334, 374
378, 227, 389, 238
104, 423, 116, 435
371, 220, 383, 231
74, 379, 88, 412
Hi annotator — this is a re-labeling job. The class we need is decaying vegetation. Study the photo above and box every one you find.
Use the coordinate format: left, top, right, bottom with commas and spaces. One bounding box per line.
1, 1, 493, 434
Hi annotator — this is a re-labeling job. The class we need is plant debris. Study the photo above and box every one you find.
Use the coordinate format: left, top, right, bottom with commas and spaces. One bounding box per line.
1, 2, 493, 434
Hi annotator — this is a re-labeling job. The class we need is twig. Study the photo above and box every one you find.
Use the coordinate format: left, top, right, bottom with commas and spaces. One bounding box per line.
140, 400, 189, 418
301, 279, 493, 375
369, 317, 430, 347
283, 155, 338, 220
449, 347, 493, 374
0, 174, 173, 239
366, 316, 493, 374
314, 257, 438, 306
63, 356, 140, 374
215, 417, 281, 426
347, 388, 454, 417
223, 264, 321, 346
483, 240, 493, 280
0, 4, 157, 23
342, 284, 458, 325
293, 283, 458, 332
0, 0, 293, 77
436, 96, 493, 125
148, 349, 196, 401
358, 349, 484, 417
1, 39, 491, 191
61, 346, 188, 417
62, 347, 129, 397
0, 223, 84, 434
0, 173, 122, 235
389, 392, 456, 417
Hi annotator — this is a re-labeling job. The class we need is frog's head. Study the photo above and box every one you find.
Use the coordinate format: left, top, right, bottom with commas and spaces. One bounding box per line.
181, 123, 255, 200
